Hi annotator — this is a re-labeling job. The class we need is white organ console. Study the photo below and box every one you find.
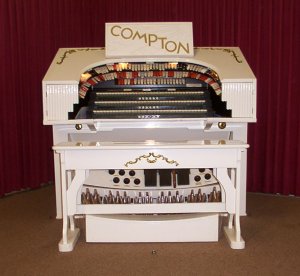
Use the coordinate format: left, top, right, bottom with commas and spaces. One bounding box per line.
43, 46, 256, 251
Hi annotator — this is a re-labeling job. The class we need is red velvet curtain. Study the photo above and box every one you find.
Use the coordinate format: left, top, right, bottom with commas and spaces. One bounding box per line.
0, 0, 299, 196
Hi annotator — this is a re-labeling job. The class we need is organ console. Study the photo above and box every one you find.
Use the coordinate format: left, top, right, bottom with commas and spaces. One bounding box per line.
43, 46, 256, 251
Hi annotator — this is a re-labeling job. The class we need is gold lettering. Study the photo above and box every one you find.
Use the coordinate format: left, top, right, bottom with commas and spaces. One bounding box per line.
157, 37, 167, 49
177, 42, 190, 54
111, 25, 121, 36
121, 27, 133, 39
110, 25, 191, 55
132, 31, 148, 43
165, 41, 177, 52
148, 34, 158, 46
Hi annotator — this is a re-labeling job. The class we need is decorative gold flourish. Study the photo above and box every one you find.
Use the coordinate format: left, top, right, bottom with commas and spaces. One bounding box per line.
124, 152, 179, 167
201, 47, 243, 63
56, 48, 104, 65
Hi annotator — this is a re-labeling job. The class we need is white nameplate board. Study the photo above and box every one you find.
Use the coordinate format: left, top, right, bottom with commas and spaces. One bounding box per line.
105, 22, 194, 58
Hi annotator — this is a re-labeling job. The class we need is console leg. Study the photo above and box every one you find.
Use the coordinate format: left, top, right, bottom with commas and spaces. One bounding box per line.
59, 226, 80, 252
58, 155, 80, 252
224, 221, 245, 249
223, 165, 245, 249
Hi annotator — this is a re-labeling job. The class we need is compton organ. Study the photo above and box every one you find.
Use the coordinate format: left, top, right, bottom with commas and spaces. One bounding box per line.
43, 46, 256, 251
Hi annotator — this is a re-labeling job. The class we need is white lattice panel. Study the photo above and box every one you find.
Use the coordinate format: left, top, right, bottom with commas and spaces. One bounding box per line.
45, 84, 78, 121
222, 82, 256, 118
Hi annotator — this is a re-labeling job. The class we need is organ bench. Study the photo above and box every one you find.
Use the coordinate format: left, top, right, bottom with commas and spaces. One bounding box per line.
53, 139, 248, 251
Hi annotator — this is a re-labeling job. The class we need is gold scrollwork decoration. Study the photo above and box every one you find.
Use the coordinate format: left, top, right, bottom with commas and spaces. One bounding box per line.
124, 152, 179, 167
56, 48, 104, 65
201, 47, 243, 63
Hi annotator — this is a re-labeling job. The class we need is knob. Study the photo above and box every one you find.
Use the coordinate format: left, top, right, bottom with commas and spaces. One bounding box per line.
129, 170, 136, 176
204, 173, 211, 180
218, 122, 226, 129
75, 124, 82, 130
119, 170, 126, 176
123, 178, 130, 184
113, 177, 120, 183
198, 168, 205, 173
194, 175, 201, 182
134, 178, 141, 185
108, 169, 115, 175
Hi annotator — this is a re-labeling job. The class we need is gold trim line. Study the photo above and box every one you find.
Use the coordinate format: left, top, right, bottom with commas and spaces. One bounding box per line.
124, 152, 179, 167
56, 48, 104, 65
201, 47, 243, 63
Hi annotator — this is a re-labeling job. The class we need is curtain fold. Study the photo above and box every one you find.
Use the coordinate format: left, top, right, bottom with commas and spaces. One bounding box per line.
0, 0, 299, 196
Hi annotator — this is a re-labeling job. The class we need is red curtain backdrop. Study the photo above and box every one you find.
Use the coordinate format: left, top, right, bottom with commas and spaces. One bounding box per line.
0, 0, 299, 196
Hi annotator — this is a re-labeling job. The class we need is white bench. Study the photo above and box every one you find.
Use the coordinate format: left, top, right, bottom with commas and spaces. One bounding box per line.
53, 140, 248, 252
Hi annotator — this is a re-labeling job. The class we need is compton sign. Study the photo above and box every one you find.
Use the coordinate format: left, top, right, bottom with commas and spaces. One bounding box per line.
105, 22, 194, 58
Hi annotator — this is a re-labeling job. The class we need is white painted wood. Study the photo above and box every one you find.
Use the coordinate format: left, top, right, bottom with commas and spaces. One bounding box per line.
58, 228, 80, 252
43, 47, 256, 220
105, 22, 194, 58
54, 140, 247, 251
86, 214, 219, 242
